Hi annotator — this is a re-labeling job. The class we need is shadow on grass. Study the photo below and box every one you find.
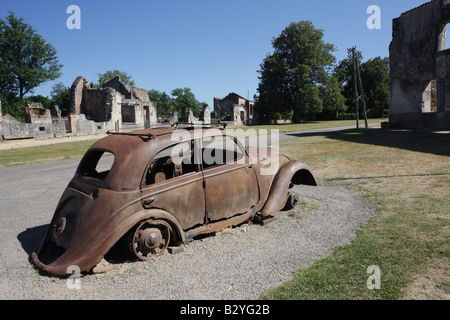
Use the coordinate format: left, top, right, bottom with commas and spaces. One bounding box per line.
285, 128, 450, 157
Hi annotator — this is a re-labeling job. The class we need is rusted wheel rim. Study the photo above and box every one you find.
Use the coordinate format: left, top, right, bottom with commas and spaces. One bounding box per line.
131, 220, 171, 260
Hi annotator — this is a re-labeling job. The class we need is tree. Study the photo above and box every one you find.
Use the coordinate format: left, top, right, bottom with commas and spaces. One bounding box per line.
50, 82, 70, 116
148, 89, 173, 117
333, 49, 364, 113
319, 75, 347, 120
170, 87, 202, 117
147, 88, 204, 119
360, 57, 389, 117
334, 52, 389, 118
255, 21, 345, 122
96, 70, 135, 87
0, 12, 62, 101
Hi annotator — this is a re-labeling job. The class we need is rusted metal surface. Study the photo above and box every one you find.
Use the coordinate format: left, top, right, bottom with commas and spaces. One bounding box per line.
31, 126, 316, 277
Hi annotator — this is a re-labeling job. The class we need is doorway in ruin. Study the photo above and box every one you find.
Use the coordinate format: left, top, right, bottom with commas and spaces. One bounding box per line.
143, 105, 150, 128
121, 105, 136, 123
422, 80, 438, 112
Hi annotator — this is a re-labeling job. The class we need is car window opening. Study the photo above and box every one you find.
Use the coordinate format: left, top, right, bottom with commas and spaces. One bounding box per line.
78, 150, 115, 180
146, 142, 197, 185
201, 136, 244, 169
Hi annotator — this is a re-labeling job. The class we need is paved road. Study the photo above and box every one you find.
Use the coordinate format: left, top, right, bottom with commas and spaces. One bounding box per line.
0, 124, 379, 299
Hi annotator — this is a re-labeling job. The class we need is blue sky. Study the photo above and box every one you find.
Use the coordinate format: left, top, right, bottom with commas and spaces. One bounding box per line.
1, 0, 429, 107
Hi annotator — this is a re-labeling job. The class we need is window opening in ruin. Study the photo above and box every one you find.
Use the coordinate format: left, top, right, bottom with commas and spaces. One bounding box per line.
78, 150, 115, 180
121, 105, 136, 123
422, 80, 438, 113
145, 141, 197, 185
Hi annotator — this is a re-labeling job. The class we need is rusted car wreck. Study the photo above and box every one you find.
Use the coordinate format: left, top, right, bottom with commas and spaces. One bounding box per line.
31, 125, 316, 276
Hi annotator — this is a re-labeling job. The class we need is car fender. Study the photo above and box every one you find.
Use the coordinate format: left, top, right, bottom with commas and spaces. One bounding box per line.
260, 160, 316, 217
31, 208, 184, 277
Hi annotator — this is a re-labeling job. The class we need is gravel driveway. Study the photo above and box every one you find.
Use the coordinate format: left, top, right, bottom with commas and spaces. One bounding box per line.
0, 157, 377, 299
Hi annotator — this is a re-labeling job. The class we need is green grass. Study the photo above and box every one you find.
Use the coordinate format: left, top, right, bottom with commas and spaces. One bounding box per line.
0, 139, 97, 168
261, 128, 450, 300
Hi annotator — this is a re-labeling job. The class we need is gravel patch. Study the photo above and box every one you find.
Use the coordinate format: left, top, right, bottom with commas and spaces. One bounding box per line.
0, 178, 377, 300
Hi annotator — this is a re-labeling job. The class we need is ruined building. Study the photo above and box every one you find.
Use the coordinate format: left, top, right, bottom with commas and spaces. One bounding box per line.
389, 0, 450, 130
213, 93, 255, 126
0, 101, 67, 140
68, 76, 157, 133
0, 76, 157, 140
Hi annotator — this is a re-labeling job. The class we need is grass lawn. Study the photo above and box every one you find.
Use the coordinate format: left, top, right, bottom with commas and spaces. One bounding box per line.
262, 128, 449, 299
0, 139, 98, 168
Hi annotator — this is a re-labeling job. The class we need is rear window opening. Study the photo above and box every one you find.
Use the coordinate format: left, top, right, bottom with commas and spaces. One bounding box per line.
78, 150, 115, 180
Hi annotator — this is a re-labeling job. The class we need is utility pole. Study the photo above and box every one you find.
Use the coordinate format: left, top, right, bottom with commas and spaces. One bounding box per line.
349, 47, 368, 129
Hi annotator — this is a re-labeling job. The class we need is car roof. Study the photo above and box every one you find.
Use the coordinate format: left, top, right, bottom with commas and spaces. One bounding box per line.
77, 125, 231, 190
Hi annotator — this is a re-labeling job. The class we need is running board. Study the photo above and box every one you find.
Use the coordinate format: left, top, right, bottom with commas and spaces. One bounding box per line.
184, 208, 256, 243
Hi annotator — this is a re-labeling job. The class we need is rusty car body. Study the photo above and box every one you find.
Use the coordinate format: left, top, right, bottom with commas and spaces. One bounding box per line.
31, 125, 316, 276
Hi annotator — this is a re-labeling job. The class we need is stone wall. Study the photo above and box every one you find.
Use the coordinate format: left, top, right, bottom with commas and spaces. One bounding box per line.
199, 104, 211, 124
69, 75, 156, 130
389, 0, 450, 130
0, 115, 67, 140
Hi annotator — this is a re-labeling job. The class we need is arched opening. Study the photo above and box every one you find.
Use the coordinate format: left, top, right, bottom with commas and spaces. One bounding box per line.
438, 23, 449, 51
446, 23, 449, 50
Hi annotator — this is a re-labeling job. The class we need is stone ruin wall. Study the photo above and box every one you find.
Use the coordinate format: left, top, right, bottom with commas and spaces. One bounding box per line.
389, 0, 450, 130
0, 75, 158, 140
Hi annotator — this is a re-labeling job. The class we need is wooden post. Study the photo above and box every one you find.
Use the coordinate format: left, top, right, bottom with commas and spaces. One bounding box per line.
356, 57, 369, 128
350, 47, 368, 129
351, 48, 359, 129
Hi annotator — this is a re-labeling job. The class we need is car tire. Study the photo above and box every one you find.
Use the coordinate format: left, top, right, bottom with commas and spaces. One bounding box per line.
283, 191, 299, 210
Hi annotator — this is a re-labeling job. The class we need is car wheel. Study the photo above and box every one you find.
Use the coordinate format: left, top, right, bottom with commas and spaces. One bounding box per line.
283, 191, 299, 210
128, 219, 172, 260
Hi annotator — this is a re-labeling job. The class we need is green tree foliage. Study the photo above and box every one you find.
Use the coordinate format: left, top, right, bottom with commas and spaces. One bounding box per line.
255, 21, 345, 122
148, 88, 203, 118
96, 69, 135, 88
360, 57, 390, 117
50, 82, 70, 116
171, 87, 202, 118
0, 12, 62, 101
334, 52, 389, 118
0, 12, 62, 120
148, 89, 173, 117
333, 50, 364, 112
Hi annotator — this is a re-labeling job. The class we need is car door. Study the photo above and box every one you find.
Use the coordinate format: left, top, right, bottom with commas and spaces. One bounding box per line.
140, 140, 206, 230
200, 135, 259, 222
